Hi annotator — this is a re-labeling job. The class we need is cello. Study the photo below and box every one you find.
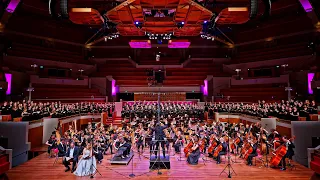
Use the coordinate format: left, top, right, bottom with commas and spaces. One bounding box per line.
269, 136, 296, 167
199, 138, 206, 152
208, 138, 218, 154
213, 143, 223, 157
184, 141, 194, 157
230, 137, 240, 152
244, 140, 256, 160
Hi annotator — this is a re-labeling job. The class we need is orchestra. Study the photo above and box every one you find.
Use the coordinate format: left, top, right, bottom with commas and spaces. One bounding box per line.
43, 101, 300, 177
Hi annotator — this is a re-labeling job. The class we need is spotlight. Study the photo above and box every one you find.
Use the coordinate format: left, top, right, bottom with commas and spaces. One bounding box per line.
134, 21, 142, 29
177, 22, 185, 28
204, 20, 207, 24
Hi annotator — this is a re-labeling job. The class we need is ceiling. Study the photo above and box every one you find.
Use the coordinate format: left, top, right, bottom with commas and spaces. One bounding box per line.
0, 0, 317, 51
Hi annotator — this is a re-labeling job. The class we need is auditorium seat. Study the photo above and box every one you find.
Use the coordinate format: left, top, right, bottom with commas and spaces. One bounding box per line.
30, 84, 104, 101
310, 151, 320, 175
6, 43, 88, 64
0, 154, 10, 176
139, 57, 181, 65
233, 42, 312, 63
94, 60, 228, 87
219, 84, 288, 102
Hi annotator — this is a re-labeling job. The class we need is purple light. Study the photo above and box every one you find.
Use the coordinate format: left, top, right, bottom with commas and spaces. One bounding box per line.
6, 0, 20, 13
308, 73, 315, 94
5, 73, 12, 95
112, 80, 116, 96
299, 0, 313, 12
129, 41, 151, 48
204, 21, 207, 24
168, 41, 190, 48
203, 80, 208, 96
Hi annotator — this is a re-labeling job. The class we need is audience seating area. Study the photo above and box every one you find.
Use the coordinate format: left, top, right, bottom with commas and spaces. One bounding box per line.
138, 57, 181, 65
233, 42, 312, 63
6, 43, 88, 64
219, 84, 288, 102
94, 60, 228, 86
0, 154, 10, 176
30, 84, 104, 102
310, 150, 320, 175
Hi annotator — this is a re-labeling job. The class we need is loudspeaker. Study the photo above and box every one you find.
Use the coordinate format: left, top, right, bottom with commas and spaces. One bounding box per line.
250, 0, 258, 19
261, 0, 271, 19
0, 137, 8, 149
155, 71, 165, 84
60, 0, 68, 18
48, 0, 57, 16
312, 137, 320, 148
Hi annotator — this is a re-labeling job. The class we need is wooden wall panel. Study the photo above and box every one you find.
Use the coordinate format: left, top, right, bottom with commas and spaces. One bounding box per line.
28, 126, 43, 149
276, 125, 291, 138
75, 119, 80, 131
134, 93, 186, 101
219, 118, 240, 124
102, 113, 107, 125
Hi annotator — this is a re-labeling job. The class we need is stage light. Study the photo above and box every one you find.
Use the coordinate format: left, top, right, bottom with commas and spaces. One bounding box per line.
177, 22, 185, 28
134, 21, 142, 29
204, 20, 207, 24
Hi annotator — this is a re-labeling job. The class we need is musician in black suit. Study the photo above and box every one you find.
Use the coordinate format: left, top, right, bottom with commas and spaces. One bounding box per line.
57, 140, 67, 157
216, 137, 228, 164
235, 132, 244, 154
280, 136, 295, 171
114, 136, 131, 159
150, 120, 168, 158
63, 142, 80, 173
247, 140, 258, 166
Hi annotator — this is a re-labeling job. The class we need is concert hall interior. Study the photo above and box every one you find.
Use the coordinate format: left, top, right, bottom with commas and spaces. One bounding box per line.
0, 0, 320, 179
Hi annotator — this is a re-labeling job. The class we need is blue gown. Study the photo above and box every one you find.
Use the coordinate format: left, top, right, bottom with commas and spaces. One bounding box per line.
187, 147, 201, 165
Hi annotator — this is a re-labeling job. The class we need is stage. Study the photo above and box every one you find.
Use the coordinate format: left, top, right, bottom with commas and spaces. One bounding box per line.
5, 150, 317, 180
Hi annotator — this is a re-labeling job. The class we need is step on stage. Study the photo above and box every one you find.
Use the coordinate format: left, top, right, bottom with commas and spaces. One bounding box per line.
110, 152, 134, 165
149, 155, 171, 169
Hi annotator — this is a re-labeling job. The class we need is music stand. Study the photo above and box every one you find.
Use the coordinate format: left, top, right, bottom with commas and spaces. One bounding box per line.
149, 139, 169, 175
219, 97, 236, 178
89, 132, 102, 178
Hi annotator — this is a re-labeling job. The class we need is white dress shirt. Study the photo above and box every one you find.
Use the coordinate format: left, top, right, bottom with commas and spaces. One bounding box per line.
69, 148, 74, 158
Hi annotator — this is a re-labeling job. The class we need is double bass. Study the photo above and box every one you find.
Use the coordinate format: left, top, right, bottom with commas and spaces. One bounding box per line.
269, 136, 296, 167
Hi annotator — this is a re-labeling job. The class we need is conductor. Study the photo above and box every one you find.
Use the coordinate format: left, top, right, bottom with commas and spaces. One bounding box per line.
151, 119, 168, 158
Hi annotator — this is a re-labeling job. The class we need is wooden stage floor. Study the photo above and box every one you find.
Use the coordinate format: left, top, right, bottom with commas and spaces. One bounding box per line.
6, 150, 317, 180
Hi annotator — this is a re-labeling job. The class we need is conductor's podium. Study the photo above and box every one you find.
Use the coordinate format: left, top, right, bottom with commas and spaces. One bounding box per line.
149, 155, 171, 169
110, 151, 134, 165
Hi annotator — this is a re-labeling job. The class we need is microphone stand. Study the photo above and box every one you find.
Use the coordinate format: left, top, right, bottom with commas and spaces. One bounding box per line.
219, 98, 236, 178
90, 137, 102, 178
129, 149, 135, 177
